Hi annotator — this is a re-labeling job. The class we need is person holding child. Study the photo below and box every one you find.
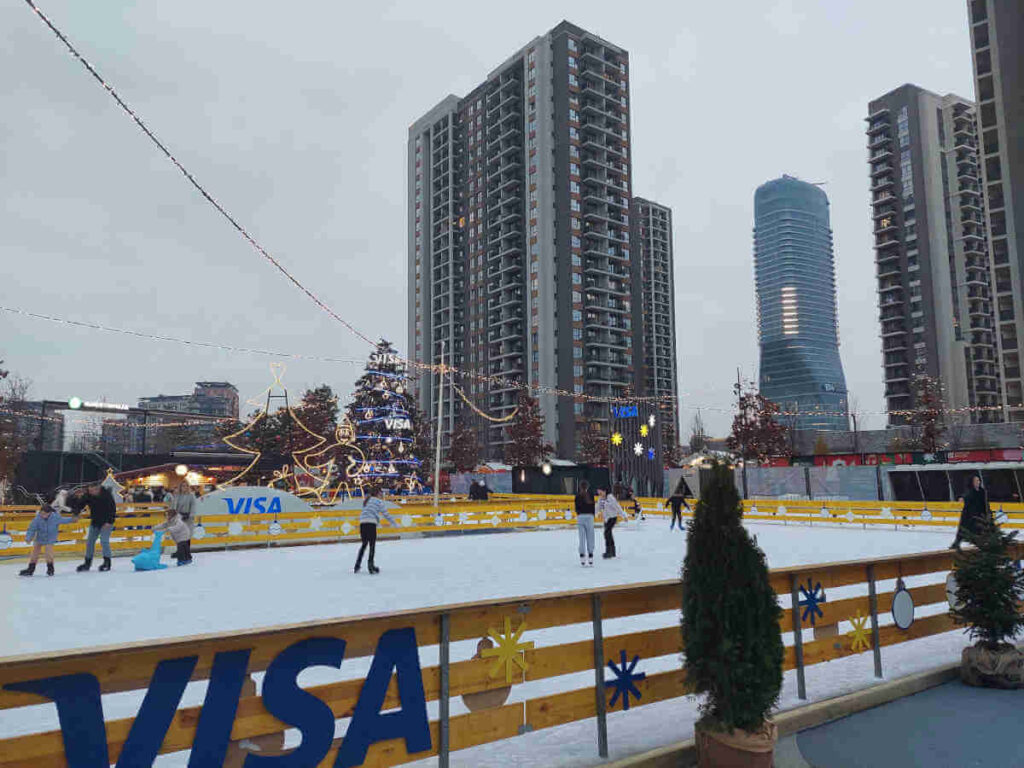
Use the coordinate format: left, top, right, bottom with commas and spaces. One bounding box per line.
19, 490, 79, 577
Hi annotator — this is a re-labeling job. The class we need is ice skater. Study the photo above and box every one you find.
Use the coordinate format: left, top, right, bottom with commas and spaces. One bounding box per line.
354, 485, 397, 574
19, 490, 79, 577
74, 483, 118, 572
574, 480, 596, 567
170, 480, 198, 536
598, 487, 622, 559
666, 479, 693, 531
153, 507, 193, 566
950, 474, 991, 549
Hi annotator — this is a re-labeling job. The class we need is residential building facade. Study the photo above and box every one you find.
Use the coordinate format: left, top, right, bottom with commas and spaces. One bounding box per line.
967, 0, 1024, 420
754, 175, 849, 431
631, 197, 679, 453
866, 85, 1000, 426
409, 21, 672, 461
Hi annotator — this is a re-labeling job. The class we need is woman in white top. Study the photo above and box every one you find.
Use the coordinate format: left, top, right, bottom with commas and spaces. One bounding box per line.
597, 488, 622, 558
355, 485, 397, 574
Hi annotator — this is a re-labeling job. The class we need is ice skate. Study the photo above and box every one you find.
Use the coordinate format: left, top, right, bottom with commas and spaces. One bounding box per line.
18, 563, 36, 577
46, 563, 55, 576
99, 557, 112, 572
76, 558, 92, 572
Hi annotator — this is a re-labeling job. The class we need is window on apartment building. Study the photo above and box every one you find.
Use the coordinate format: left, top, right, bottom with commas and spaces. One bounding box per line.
571, 199, 581, 212
569, 127, 579, 140
569, 74, 578, 87
573, 347, 583, 359
570, 181, 580, 194
574, 365, 583, 377
572, 254, 581, 267
568, 39, 577, 52
569, 109, 578, 122
531, 260, 539, 274
573, 291, 582, 303
569, 56, 577, 68
573, 328, 582, 340
573, 310, 582, 322
570, 145, 579, 158
572, 272, 582, 284
574, 383, 583, 393
571, 217, 581, 230
529, 120, 537, 133
571, 235, 581, 248
570, 162, 580, 175
575, 403, 584, 415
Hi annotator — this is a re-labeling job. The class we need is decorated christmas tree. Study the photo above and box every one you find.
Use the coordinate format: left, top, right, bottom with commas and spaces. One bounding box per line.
345, 340, 424, 494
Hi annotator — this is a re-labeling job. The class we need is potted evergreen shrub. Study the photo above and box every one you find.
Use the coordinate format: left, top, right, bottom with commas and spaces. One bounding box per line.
681, 461, 783, 767
951, 518, 1024, 688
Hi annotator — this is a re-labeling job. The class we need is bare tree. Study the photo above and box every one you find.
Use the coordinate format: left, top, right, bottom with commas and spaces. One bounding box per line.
688, 411, 708, 454
0, 368, 32, 484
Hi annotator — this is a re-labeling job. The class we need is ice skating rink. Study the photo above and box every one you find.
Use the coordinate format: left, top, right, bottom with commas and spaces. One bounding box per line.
0, 520, 967, 767
0, 518, 954, 657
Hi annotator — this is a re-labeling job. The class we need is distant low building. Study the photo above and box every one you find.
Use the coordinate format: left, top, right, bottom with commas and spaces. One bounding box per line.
131, 382, 239, 453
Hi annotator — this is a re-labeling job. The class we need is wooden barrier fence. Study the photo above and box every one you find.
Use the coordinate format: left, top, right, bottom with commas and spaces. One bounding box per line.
2, 545, 1021, 767
2, 495, 1024, 560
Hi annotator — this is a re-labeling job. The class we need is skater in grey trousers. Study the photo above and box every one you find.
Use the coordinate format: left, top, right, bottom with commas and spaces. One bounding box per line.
574, 480, 596, 566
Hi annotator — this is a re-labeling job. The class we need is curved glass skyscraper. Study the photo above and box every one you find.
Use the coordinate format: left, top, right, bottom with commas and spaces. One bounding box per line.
754, 175, 849, 430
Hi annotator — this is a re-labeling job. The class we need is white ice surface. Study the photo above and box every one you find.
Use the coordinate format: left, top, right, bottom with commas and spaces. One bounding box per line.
0, 519, 967, 766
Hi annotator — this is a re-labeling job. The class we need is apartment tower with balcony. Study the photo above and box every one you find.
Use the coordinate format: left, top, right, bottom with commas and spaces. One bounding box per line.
754, 175, 849, 431
967, 0, 1024, 419
866, 85, 1000, 426
409, 22, 652, 460
632, 197, 679, 452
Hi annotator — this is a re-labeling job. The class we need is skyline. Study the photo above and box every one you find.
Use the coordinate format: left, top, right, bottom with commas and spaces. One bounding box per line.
0, 1, 977, 439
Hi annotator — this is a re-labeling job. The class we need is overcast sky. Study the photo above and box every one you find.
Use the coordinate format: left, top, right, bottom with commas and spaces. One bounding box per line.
0, 1, 975, 439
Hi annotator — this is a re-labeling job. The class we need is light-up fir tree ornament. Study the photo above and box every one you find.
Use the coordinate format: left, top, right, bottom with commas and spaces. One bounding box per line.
345, 340, 423, 494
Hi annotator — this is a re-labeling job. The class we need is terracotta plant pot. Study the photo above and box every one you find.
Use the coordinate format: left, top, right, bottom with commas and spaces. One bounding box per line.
961, 644, 1024, 689
695, 719, 777, 768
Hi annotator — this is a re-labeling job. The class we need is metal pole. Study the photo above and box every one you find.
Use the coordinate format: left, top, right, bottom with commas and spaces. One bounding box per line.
439, 612, 450, 768
866, 565, 883, 679
789, 573, 807, 700
591, 594, 608, 758
433, 340, 445, 509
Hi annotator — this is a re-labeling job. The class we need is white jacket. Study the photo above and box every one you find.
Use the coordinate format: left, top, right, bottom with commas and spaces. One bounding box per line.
359, 497, 398, 526
599, 495, 622, 521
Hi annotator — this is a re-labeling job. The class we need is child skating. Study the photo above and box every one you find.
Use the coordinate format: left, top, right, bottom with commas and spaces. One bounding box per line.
153, 507, 193, 566
19, 490, 79, 577
354, 485, 397, 574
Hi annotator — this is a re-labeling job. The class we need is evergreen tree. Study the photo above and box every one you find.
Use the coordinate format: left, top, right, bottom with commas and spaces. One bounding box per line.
345, 340, 423, 493
952, 519, 1024, 650
448, 421, 481, 472
681, 461, 784, 732
504, 392, 552, 467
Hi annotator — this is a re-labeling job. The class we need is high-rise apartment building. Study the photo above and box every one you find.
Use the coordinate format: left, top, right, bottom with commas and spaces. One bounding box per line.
632, 198, 679, 452
866, 85, 1000, 426
409, 21, 676, 461
967, 0, 1024, 420
754, 175, 849, 431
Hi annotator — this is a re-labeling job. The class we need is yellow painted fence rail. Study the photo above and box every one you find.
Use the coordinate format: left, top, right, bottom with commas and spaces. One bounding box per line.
2, 545, 1021, 768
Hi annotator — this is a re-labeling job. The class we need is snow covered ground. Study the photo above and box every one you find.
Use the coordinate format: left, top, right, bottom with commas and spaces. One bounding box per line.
0, 519, 966, 766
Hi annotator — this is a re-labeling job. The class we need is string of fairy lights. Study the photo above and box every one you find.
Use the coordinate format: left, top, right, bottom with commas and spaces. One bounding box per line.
19, 0, 670, 410
17, 3, 1024, 426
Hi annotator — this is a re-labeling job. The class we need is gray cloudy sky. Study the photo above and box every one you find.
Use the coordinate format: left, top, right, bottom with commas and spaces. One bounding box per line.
0, 1, 974, 438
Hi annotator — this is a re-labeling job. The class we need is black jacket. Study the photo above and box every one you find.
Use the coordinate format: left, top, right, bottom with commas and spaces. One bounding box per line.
666, 494, 688, 515
960, 486, 990, 532
82, 488, 117, 527
574, 492, 595, 516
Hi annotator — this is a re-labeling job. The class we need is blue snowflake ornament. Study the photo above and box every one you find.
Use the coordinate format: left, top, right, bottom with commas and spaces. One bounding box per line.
798, 579, 826, 626
605, 650, 646, 711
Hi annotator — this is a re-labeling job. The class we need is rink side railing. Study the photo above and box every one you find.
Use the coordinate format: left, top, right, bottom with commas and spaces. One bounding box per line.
1, 495, 1023, 560
2, 545, 1022, 768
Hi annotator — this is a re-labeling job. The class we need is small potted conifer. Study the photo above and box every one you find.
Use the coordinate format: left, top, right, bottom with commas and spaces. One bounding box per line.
951, 517, 1024, 688
681, 461, 784, 767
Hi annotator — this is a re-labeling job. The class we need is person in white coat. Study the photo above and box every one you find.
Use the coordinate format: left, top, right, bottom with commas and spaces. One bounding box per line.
354, 485, 397, 574
597, 488, 622, 558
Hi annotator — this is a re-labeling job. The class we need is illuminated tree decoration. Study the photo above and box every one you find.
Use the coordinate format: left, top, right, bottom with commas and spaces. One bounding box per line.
611, 432, 624, 446
345, 339, 424, 494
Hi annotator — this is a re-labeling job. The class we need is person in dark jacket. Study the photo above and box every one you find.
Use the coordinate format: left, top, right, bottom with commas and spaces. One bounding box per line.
75, 484, 117, 572
666, 478, 693, 531
574, 480, 596, 567
951, 474, 991, 549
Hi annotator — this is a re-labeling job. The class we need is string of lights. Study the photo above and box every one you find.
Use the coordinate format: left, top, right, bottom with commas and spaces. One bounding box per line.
453, 384, 519, 423
20, 4, 673, 408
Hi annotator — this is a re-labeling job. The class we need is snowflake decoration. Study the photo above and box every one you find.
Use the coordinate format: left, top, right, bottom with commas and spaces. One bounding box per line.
798, 579, 826, 626
605, 650, 646, 711
269, 521, 283, 536
401, 514, 414, 528
639, 424, 649, 437
0, 531, 12, 550
309, 516, 323, 532
228, 521, 244, 536
921, 508, 932, 521
647, 447, 656, 460
848, 611, 871, 653
648, 414, 656, 427
480, 616, 534, 683
611, 432, 623, 446
844, 510, 855, 523
341, 521, 353, 535
633, 442, 643, 456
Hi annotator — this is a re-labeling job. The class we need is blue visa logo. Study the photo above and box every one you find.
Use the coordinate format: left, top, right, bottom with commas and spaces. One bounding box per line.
224, 496, 283, 515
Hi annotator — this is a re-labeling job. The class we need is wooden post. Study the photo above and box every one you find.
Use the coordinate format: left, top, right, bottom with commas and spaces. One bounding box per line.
439, 612, 450, 768
789, 573, 807, 700
591, 594, 608, 758
866, 565, 883, 679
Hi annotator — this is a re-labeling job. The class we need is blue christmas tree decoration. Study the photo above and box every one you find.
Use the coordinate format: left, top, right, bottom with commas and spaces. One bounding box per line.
798, 578, 826, 626
605, 650, 646, 711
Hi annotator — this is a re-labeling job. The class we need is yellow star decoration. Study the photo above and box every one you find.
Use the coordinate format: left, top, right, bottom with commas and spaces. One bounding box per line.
480, 617, 534, 683
611, 432, 623, 446
639, 424, 649, 437
847, 611, 872, 653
